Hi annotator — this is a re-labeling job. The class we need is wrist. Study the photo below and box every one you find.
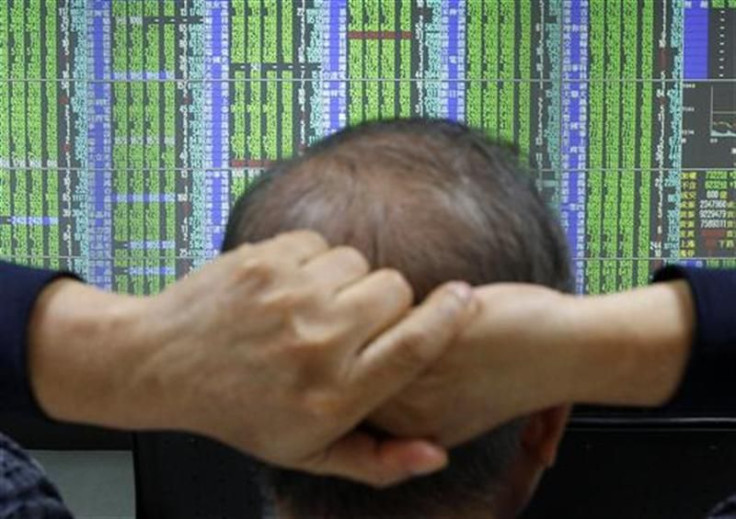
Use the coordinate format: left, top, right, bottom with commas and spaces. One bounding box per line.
564, 293, 630, 405
542, 293, 600, 407
569, 282, 694, 407
27, 279, 153, 428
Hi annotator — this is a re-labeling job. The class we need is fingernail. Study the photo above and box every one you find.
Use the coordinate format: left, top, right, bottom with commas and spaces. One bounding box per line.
447, 282, 473, 305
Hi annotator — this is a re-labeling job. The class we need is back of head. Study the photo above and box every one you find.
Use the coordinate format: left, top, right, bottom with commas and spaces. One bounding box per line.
223, 119, 572, 519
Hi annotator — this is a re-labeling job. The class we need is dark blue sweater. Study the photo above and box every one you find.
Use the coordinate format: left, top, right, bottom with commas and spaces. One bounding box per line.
0, 262, 80, 416
653, 266, 736, 416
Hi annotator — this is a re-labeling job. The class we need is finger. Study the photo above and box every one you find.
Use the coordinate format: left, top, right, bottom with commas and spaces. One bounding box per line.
249, 230, 329, 265
351, 282, 475, 409
301, 432, 448, 487
301, 246, 370, 293
334, 269, 414, 351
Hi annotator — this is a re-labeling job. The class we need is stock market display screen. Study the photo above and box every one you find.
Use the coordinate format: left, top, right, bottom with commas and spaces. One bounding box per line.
0, 0, 734, 295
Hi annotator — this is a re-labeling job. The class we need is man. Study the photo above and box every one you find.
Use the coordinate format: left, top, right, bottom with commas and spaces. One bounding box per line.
222, 118, 572, 518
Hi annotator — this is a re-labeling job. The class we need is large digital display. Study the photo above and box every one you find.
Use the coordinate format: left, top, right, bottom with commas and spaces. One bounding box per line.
0, 0, 734, 294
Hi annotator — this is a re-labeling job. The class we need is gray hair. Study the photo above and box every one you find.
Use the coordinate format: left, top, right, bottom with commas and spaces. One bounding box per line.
223, 118, 572, 518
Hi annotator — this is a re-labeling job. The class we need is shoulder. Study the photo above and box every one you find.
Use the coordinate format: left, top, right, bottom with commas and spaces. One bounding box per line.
0, 432, 73, 518
707, 494, 736, 519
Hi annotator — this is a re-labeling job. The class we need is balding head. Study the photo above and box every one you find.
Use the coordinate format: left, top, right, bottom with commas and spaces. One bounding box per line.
224, 119, 571, 299
223, 119, 572, 519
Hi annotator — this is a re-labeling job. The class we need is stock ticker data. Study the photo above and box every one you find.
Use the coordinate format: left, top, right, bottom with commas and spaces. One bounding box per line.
0, 0, 734, 295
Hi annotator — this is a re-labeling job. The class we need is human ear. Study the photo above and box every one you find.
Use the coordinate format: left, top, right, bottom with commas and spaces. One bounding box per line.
520, 405, 571, 467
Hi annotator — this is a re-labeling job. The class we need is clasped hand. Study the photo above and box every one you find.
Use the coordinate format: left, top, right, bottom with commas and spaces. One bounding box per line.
125, 231, 476, 486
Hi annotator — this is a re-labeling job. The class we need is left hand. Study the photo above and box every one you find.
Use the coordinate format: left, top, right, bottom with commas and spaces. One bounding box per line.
369, 284, 578, 447
371, 279, 695, 447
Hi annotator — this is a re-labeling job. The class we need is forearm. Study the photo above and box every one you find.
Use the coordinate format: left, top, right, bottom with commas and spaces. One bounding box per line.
26, 278, 152, 429
570, 280, 694, 407
373, 279, 696, 447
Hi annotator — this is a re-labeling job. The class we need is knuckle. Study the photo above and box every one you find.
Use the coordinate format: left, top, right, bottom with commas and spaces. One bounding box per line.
378, 269, 413, 303
308, 330, 342, 351
279, 308, 342, 353
303, 390, 346, 420
344, 295, 373, 321
266, 290, 300, 312
336, 246, 370, 274
289, 229, 329, 249
276, 332, 310, 362
393, 328, 432, 369
233, 258, 279, 287
265, 289, 318, 322
295, 285, 327, 311
270, 295, 335, 349
435, 284, 468, 316
263, 271, 322, 308
293, 322, 342, 351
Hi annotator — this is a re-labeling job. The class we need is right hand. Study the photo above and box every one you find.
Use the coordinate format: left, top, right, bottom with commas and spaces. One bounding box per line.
97, 231, 473, 486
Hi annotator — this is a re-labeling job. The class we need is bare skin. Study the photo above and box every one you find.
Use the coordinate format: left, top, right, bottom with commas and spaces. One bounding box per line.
26, 230, 475, 487
373, 280, 694, 447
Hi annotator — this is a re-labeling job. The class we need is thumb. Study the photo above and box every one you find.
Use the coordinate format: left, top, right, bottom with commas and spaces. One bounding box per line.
299, 431, 448, 487
351, 282, 477, 412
